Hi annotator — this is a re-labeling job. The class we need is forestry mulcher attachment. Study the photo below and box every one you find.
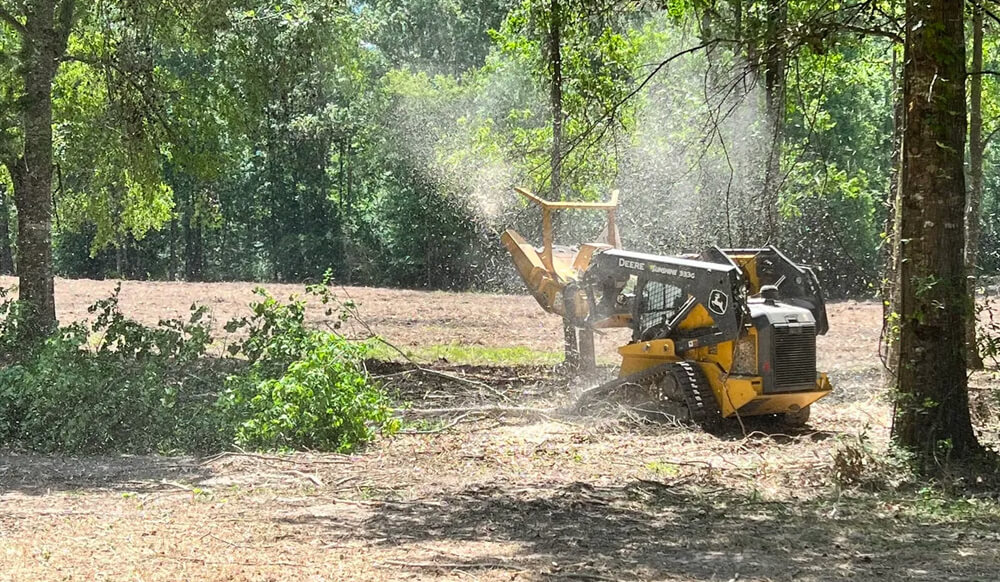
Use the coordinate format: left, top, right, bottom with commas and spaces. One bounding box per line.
501, 187, 832, 427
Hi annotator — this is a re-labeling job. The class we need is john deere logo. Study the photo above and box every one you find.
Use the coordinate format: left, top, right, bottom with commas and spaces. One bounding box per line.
708, 290, 728, 315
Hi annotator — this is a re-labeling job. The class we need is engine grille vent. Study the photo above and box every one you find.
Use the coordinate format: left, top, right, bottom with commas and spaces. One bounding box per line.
773, 323, 817, 390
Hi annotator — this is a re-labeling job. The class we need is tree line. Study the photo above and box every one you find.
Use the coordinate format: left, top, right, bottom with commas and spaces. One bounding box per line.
0, 1, 912, 296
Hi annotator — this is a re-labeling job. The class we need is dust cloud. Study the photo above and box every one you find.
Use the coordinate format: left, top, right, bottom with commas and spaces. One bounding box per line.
616, 41, 775, 255
385, 65, 533, 230
386, 17, 777, 284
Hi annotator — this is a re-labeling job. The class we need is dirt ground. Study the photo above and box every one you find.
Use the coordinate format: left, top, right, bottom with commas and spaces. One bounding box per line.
1, 278, 999, 581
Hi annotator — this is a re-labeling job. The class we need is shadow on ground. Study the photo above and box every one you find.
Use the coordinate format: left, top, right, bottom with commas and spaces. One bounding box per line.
284, 480, 999, 581
0, 453, 211, 494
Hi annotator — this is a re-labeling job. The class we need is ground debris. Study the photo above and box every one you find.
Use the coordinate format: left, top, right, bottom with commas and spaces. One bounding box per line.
3, 290, 998, 581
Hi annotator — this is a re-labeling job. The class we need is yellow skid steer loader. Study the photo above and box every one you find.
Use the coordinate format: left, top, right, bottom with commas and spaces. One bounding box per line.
501, 188, 832, 427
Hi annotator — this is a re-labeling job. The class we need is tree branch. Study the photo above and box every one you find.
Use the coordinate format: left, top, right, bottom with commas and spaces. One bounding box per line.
527, 39, 729, 187
833, 23, 903, 43
0, 6, 27, 37
54, 0, 76, 54
981, 2, 1000, 26
61, 53, 178, 143
984, 124, 1000, 147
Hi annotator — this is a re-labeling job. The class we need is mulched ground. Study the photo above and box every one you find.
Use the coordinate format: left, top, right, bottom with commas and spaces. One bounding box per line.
1, 278, 998, 581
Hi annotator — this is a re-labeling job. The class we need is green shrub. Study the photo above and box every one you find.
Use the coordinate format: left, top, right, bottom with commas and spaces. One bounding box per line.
219, 286, 398, 452
0, 286, 31, 364
223, 287, 314, 371
0, 287, 225, 453
220, 332, 396, 451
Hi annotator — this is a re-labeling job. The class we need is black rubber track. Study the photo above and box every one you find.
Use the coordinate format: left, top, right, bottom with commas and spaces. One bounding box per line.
669, 361, 721, 429
574, 361, 721, 429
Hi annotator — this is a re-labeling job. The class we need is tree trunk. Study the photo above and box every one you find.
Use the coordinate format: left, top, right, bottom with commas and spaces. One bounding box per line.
761, 0, 786, 241
114, 240, 124, 276
340, 141, 356, 285
893, 0, 981, 466
183, 212, 203, 281
338, 140, 347, 283
0, 186, 15, 275
548, 0, 563, 199
183, 188, 204, 281
965, 0, 985, 369
5, 0, 74, 338
882, 42, 904, 384
168, 217, 178, 280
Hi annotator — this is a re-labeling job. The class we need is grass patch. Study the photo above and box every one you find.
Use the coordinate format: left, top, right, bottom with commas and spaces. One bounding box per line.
369, 341, 564, 366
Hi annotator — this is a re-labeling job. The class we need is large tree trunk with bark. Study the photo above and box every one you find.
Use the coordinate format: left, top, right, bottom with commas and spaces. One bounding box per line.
965, 0, 985, 369
3, 0, 74, 338
10, 154, 56, 336
893, 0, 981, 465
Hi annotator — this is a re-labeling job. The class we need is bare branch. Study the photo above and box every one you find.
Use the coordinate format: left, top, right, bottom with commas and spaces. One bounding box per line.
982, 2, 1000, 26
327, 285, 513, 402
527, 39, 729, 189
0, 6, 27, 37
833, 23, 903, 43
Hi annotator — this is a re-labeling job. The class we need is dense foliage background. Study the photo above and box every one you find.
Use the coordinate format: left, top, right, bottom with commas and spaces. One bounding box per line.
0, 0, 990, 299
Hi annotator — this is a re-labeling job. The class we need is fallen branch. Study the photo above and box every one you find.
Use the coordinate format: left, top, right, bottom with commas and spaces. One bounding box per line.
198, 532, 275, 550
402, 405, 558, 417
398, 411, 477, 434
372, 337, 512, 402
326, 496, 446, 509
331, 475, 357, 488
326, 497, 384, 507
14, 510, 96, 517
378, 559, 524, 572
548, 573, 618, 582
639, 458, 715, 470
281, 470, 324, 487
323, 291, 512, 402
200, 449, 352, 467
156, 553, 307, 568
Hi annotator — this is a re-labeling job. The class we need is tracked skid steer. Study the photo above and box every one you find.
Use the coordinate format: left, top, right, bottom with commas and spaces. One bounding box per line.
501, 188, 832, 427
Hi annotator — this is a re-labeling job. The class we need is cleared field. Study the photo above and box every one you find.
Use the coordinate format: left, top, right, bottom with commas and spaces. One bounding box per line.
0, 276, 880, 368
1, 278, 998, 581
